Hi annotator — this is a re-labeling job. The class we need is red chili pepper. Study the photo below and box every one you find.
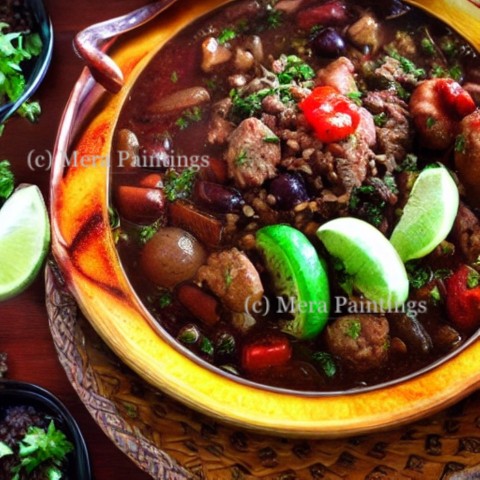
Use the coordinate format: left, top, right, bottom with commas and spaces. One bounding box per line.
446, 264, 480, 332
436, 79, 476, 118
242, 336, 292, 371
299, 86, 360, 143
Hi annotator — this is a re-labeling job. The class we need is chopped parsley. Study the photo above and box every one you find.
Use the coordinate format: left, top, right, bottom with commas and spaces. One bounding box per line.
158, 291, 172, 308
430, 285, 442, 304
163, 168, 196, 201
230, 87, 270, 119
139, 219, 163, 244
349, 183, 386, 228
224, 267, 233, 288
216, 333, 236, 356
388, 50, 425, 79
218, 27, 236, 45
108, 206, 120, 229
373, 112, 388, 127
0, 159, 15, 201
264, 134, 280, 144
277, 55, 315, 85
266, 8, 283, 29
345, 319, 362, 339
312, 352, 337, 378
449, 64, 463, 81
421, 37, 435, 56
397, 154, 419, 172
175, 106, 203, 130
235, 150, 249, 166
347, 91, 363, 106
467, 269, 480, 289
455, 134, 467, 154
200, 337, 214, 356
406, 261, 432, 289
170, 71, 179, 83
426, 117, 437, 129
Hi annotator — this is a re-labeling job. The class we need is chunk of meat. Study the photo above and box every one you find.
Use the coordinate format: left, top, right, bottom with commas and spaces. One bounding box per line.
316, 57, 357, 95
410, 78, 475, 150
357, 107, 377, 147
325, 315, 390, 372
328, 134, 372, 193
201, 37, 232, 73
225, 117, 281, 188
373, 56, 418, 88
452, 202, 480, 263
197, 248, 264, 312
363, 90, 412, 169
347, 14, 382, 53
455, 109, 480, 206
208, 98, 235, 145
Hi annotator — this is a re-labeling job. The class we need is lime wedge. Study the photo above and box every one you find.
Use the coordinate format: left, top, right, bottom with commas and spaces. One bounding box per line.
0, 185, 50, 301
256, 225, 330, 340
390, 165, 459, 262
317, 217, 409, 309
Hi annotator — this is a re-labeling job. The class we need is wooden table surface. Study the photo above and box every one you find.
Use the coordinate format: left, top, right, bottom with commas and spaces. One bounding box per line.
0, 1, 154, 478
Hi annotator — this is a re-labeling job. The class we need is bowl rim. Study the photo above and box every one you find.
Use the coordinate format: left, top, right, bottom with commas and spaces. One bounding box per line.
0, 0, 54, 124
50, 0, 480, 438
0, 379, 92, 479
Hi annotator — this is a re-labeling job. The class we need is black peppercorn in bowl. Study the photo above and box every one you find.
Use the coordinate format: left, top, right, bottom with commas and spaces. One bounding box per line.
0, 380, 92, 480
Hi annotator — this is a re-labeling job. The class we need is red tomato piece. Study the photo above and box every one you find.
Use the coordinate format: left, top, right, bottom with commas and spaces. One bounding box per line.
446, 265, 480, 332
242, 336, 292, 371
436, 79, 476, 118
299, 86, 360, 143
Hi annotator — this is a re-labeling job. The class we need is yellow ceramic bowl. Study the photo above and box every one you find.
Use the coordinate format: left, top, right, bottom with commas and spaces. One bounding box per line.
51, 0, 480, 437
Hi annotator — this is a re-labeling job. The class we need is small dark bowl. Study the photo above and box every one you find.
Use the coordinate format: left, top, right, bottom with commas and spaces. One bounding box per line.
0, 0, 54, 124
0, 380, 92, 480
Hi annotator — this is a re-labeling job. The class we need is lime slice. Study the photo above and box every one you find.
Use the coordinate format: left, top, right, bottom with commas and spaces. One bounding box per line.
0, 185, 50, 301
317, 217, 409, 309
256, 225, 330, 340
390, 165, 459, 262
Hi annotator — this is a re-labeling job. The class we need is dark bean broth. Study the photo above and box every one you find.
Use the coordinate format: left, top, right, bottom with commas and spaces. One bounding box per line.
113, 0, 480, 392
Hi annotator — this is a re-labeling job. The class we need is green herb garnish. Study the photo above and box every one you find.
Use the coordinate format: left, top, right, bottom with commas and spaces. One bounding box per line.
158, 291, 172, 308
388, 50, 425, 79
347, 91, 363, 106
312, 352, 337, 378
0, 24, 43, 122
277, 55, 315, 85
139, 219, 162, 244
235, 150, 249, 166
421, 37, 435, 55
373, 112, 388, 127
266, 9, 283, 29
163, 168, 196, 201
346, 319, 362, 339
170, 71, 179, 83
406, 261, 432, 289
10, 420, 73, 480
0, 159, 15, 201
200, 337, 214, 356
455, 134, 466, 154
218, 27, 236, 45
263, 134, 280, 144
175, 106, 203, 130
467, 270, 480, 289
426, 117, 437, 129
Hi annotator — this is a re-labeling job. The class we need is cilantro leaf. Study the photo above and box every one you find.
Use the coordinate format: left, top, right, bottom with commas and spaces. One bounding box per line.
0, 159, 15, 201
163, 168, 196, 202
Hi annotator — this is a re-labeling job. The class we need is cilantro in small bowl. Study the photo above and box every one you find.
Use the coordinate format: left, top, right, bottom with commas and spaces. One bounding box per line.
0, 0, 53, 127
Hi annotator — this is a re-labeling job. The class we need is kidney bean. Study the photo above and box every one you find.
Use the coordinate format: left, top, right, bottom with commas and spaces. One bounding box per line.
193, 180, 244, 213
268, 173, 309, 210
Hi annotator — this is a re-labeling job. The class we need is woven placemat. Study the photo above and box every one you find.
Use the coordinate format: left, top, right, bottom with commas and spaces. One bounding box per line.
45, 260, 480, 480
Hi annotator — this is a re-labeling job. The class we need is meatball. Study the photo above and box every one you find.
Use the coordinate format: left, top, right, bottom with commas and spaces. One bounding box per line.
140, 227, 206, 288
197, 248, 264, 312
455, 109, 480, 206
325, 315, 390, 371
